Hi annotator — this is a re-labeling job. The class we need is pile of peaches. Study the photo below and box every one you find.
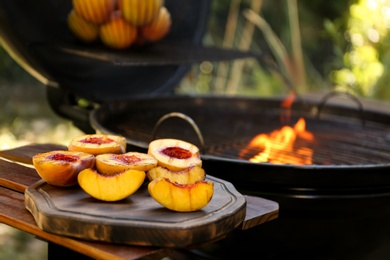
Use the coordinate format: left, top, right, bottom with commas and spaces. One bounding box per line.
32, 134, 214, 212
67, 0, 171, 49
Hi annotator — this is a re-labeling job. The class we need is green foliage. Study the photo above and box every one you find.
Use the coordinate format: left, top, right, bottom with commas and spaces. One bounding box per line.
0, 225, 47, 260
322, 0, 390, 100
177, 0, 353, 98
0, 47, 34, 82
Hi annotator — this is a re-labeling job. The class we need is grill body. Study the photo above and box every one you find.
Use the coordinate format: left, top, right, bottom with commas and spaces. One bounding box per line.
91, 95, 390, 259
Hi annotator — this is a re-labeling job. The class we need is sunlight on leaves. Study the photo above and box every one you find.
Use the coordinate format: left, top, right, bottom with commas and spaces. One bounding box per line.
331, 0, 390, 97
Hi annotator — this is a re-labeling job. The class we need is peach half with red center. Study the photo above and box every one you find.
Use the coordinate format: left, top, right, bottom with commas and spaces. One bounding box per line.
78, 168, 145, 201
32, 150, 95, 187
148, 177, 214, 212
96, 152, 157, 174
148, 139, 202, 171
68, 134, 126, 155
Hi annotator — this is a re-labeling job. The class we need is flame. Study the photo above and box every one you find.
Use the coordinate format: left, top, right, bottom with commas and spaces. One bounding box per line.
280, 93, 296, 124
243, 118, 314, 165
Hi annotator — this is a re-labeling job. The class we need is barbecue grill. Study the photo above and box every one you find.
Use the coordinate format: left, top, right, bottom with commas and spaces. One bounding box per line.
2, 1, 390, 259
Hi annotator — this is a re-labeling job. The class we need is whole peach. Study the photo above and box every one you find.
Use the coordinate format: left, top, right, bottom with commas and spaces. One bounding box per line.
72, 0, 116, 24
99, 12, 138, 49
119, 0, 163, 26
67, 9, 99, 43
139, 6, 171, 43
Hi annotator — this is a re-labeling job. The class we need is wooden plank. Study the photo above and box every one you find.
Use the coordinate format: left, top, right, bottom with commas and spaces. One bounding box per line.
0, 186, 172, 260
240, 195, 279, 230
0, 158, 41, 192
0, 143, 67, 165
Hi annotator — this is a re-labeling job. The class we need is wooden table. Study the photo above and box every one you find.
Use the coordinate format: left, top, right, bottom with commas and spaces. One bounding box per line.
0, 144, 279, 259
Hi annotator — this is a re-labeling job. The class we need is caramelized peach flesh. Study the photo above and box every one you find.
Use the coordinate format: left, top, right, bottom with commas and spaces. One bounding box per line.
68, 134, 126, 155
96, 152, 157, 174
147, 165, 205, 184
148, 177, 214, 212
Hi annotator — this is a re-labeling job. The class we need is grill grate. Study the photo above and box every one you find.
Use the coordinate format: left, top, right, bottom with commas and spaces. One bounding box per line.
94, 96, 390, 166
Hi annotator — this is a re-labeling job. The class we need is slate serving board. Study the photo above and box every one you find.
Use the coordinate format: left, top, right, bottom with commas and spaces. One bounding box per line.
25, 175, 246, 248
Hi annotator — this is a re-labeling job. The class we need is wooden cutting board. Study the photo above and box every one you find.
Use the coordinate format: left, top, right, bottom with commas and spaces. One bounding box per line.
25, 175, 246, 248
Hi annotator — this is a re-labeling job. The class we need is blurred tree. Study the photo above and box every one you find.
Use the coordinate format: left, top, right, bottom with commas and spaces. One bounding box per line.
178, 0, 353, 97
329, 0, 390, 101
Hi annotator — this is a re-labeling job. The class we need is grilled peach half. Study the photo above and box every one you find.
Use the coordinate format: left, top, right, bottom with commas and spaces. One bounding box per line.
68, 134, 126, 155
147, 165, 205, 185
72, 0, 116, 25
148, 139, 202, 171
119, 0, 163, 26
148, 177, 214, 212
96, 152, 157, 174
32, 150, 95, 187
78, 168, 145, 201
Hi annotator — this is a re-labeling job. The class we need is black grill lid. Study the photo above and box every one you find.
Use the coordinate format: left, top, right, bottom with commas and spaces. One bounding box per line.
0, 0, 260, 103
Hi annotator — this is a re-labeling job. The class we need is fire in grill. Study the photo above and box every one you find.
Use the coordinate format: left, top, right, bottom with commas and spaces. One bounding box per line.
91, 94, 390, 166
240, 117, 314, 165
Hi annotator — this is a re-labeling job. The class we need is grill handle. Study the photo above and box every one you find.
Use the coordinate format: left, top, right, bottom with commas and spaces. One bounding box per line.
46, 86, 95, 134
152, 112, 205, 153
316, 91, 366, 127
